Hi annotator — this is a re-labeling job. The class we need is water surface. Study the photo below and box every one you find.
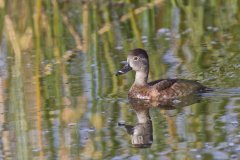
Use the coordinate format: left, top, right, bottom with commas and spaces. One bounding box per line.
0, 0, 240, 159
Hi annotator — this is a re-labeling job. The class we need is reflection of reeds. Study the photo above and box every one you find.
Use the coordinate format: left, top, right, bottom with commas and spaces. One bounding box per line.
5, 15, 29, 159
126, 0, 143, 47
2, 0, 240, 159
0, 0, 4, 41
98, 0, 164, 35
32, 1, 44, 159
177, 1, 204, 67
82, 2, 89, 52
62, 15, 83, 50
5, 16, 21, 71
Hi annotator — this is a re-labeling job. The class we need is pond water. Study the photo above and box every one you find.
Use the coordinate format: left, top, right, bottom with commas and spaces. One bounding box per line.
0, 0, 240, 160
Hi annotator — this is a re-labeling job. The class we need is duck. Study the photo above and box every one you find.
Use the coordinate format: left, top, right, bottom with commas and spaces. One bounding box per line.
116, 48, 209, 100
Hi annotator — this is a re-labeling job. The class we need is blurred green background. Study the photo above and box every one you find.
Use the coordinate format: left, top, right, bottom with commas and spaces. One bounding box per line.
0, 0, 240, 159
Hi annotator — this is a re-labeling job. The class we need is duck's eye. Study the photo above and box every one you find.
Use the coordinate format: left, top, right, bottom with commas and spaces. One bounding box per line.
133, 56, 139, 61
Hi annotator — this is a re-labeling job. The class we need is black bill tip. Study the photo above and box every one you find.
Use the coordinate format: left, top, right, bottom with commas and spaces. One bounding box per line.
115, 63, 132, 76
115, 70, 124, 76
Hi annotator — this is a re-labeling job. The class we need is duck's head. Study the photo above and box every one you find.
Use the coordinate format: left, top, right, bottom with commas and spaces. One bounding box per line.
116, 48, 149, 76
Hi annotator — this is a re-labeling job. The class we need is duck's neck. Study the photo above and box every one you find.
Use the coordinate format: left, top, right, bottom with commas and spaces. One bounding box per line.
134, 70, 149, 86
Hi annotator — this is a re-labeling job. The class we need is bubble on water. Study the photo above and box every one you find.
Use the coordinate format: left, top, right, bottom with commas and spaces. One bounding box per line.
157, 148, 172, 155
141, 36, 148, 40
115, 45, 123, 50
233, 64, 240, 68
195, 154, 202, 159
213, 27, 219, 32
230, 154, 238, 159
207, 26, 213, 30
68, 123, 77, 126
175, 34, 181, 39
206, 26, 219, 32
181, 28, 192, 34
32, 148, 41, 152
157, 28, 170, 34
235, 134, 240, 138
231, 121, 239, 127
216, 142, 228, 150
165, 32, 171, 36
107, 118, 113, 122
235, 145, 240, 152
165, 37, 171, 41
205, 142, 213, 149
142, 38, 148, 43
190, 148, 198, 152
228, 142, 235, 147
211, 41, 217, 45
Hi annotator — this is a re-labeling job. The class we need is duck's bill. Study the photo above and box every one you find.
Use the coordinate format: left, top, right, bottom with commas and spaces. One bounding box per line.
116, 63, 132, 76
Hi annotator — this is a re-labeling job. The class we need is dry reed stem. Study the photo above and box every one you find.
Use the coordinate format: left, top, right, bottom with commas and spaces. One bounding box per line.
5, 15, 22, 74
62, 15, 83, 50
98, 0, 164, 34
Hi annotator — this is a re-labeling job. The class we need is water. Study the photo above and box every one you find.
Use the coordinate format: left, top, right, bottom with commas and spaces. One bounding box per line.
0, 0, 240, 159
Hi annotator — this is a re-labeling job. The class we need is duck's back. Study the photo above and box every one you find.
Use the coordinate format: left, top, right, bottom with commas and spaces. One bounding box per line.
128, 79, 207, 100
149, 79, 207, 99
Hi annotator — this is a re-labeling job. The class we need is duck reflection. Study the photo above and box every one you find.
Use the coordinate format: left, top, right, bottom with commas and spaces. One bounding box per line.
120, 95, 203, 148
123, 100, 153, 148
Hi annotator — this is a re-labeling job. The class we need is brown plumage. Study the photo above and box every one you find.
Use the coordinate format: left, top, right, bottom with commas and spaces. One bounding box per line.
116, 48, 209, 101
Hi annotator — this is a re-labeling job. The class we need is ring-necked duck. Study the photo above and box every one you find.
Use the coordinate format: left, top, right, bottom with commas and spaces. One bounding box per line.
116, 48, 209, 100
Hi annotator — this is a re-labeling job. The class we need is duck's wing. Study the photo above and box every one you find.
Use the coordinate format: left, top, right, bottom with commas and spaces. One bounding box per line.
148, 79, 177, 91
151, 79, 208, 94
